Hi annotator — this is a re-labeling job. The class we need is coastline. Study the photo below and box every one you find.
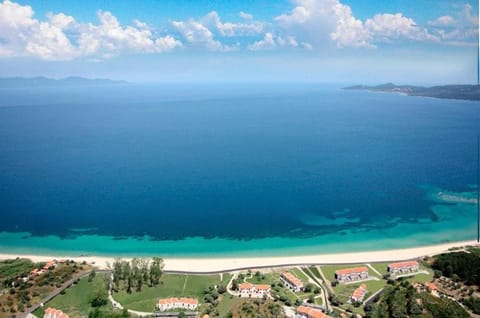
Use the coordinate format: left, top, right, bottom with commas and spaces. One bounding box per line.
1, 240, 477, 273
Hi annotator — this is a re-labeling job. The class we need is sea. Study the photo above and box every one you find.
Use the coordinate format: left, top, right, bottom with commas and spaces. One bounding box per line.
0, 83, 479, 257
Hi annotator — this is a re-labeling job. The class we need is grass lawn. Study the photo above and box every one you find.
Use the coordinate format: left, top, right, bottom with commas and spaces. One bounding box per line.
33, 274, 108, 318
289, 268, 310, 283
246, 272, 279, 285
403, 265, 434, 284
113, 273, 225, 312
221, 273, 233, 286
0, 258, 35, 281
217, 294, 242, 317
370, 262, 389, 276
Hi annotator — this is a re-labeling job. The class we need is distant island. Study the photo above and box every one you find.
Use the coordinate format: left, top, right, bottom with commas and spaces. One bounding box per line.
0, 76, 128, 88
344, 83, 480, 101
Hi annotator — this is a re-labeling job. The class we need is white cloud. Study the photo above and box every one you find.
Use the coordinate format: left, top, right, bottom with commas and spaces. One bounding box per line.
0, 0, 76, 60
78, 10, 181, 57
0, 0, 181, 60
248, 32, 300, 51
429, 15, 456, 27
239, 11, 253, 20
365, 13, 439, 43
275, 0, 371, 49
248, 32, 276, 51
202, 11, 263, 37
172, 19, 233, 51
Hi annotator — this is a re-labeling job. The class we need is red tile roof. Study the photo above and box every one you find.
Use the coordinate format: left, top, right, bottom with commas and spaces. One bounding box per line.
335, 267, 368, 276
351, 284, 367, 301
297, 306, 331, 318
388, 261, 418, 269
282, 272, 304, 288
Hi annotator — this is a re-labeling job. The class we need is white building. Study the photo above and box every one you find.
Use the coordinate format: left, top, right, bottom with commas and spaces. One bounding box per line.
280, 272, 304, 292
335, 267, 369, 283
350, 284, 368, 303
44, 308, 69, 318
238, 282, 271, 298
387, 261, 419, 275
157, 297, 198, 311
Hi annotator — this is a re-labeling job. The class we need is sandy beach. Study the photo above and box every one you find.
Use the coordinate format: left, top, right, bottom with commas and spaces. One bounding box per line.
0, 240, 477, 273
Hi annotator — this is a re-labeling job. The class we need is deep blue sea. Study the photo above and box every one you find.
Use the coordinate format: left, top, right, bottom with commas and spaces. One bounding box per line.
0, 84, 479, 256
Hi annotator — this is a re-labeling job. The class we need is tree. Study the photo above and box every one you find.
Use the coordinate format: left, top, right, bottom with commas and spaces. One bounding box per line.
90, 288, 108, 307
149, 257, 164, 286
88, 270, 96, 282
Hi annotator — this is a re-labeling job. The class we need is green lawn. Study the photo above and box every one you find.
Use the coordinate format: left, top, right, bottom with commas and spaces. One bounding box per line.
217, 294, 242, 317
245, 272, 279, 285
113, 273, 225, 312
0, 258, 35, 281
289, 268, 310, 283
321, 264, 380, 282
33, 274, 108, 318
403, 265, 434, 284
370, 262, 389, 276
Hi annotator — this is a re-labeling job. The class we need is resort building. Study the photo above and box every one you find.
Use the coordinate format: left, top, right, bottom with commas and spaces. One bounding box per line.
238, 282, 271, 298
44, 307, 69, 318
334, 267, 369, 283
296, 306, 331, 318
30, 260, 58, 277
157, 298, 199, 311
426, 283, 439, 297
43, 260, 57, 270
280, 272, 304, 292
387, 261, 419, 275
350, 284, 368, 303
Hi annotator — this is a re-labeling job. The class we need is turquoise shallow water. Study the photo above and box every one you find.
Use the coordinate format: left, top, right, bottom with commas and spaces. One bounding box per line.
0, 186, 477, 257
0, 84, 479, 256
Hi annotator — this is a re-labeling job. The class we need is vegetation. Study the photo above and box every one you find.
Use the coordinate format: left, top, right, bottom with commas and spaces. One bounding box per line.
431, 252, 480, 285
226, 299, 285, 318
113, 273, 230, 312
0, 258, 35, 288
364, 281, 469, 318
462, 297, 480, 314
111, 257, 164, 293
34, 273, 109, 318
0, 259, 89, 318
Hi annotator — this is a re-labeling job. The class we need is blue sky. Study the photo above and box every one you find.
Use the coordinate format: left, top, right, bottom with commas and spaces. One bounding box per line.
0, 0, 478, 84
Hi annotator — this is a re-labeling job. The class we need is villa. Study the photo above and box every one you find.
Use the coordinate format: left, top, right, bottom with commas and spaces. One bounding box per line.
350, 284, 368, 303
157, 297, 198, 311
335, 267, 369, 283
387, 261, 419, 275
30, 260, 58, 277
238, 282, 271, 298
44, 307, 69, 318
296, 305, 331, 318
280, 272, 304, 292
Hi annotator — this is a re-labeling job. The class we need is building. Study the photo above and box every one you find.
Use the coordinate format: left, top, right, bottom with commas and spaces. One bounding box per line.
31, 260, 58, 278
350, 284, 368, 303
44, 308, 69, 318
280, 272, 304, 292
43, 260, 57, 270
387, 261, 419, 275
426, 283, 439, 297
238, 282, 271, 298
296, 306, 331, 318
157, 298, 198, 311
334, 267, 369, 283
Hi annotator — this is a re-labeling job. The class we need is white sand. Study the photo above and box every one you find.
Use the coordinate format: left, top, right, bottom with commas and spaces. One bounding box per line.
0, 240, 477, 273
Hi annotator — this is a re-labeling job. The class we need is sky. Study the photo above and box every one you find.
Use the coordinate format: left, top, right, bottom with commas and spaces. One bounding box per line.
0, 0, 478, 84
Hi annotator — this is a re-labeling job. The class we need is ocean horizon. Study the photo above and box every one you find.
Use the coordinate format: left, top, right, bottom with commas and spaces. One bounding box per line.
0, 83, 479, 257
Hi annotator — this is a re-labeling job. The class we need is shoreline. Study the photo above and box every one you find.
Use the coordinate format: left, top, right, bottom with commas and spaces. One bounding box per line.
0, 240, 477, 273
